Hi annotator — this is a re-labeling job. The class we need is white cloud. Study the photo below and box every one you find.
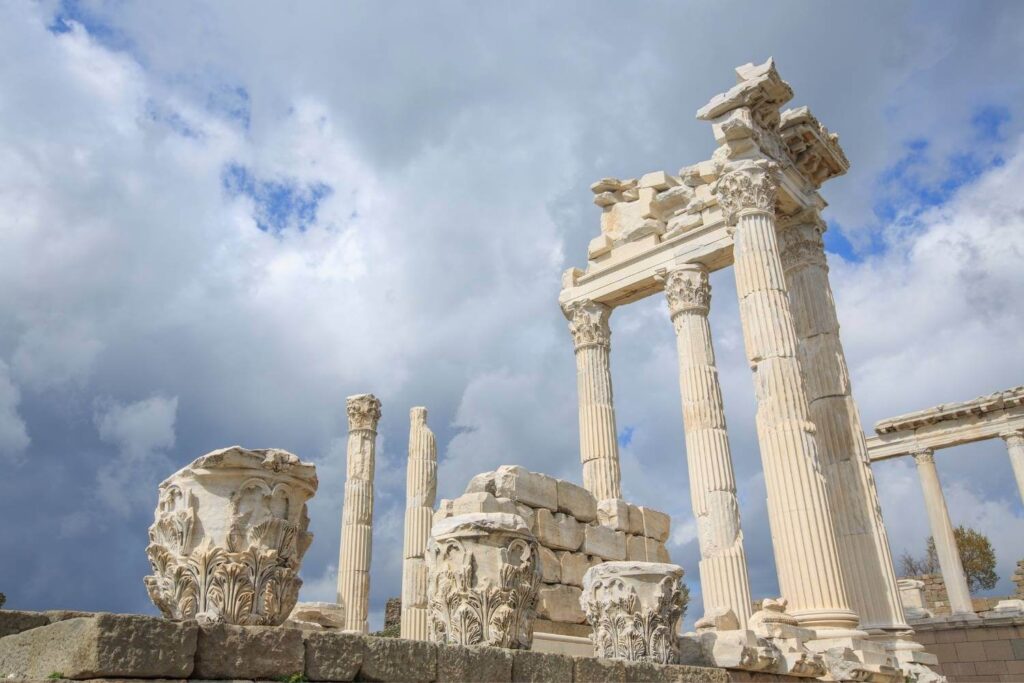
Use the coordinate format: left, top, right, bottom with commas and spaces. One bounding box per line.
94, 395, 178, 515
0, 360, 30, 462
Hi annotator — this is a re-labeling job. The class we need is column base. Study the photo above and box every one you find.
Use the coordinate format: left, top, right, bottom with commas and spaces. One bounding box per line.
789, 607, 860, 632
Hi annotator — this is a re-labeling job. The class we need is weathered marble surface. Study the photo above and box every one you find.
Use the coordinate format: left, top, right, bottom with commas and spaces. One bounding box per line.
144, 446, 318, 626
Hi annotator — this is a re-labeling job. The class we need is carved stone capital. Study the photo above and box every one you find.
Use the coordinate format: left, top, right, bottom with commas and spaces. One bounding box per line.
144, 447, 318, 626
713, 160, 779, 225
347, 394, 382, 432
912, 449, 935, 466
777, 211, 827, 272
580, 561, 688, 665
659, 265, 711, 318
427, 512, 541, 649
1001, 430, 1024, 448
564, 299, 612, 352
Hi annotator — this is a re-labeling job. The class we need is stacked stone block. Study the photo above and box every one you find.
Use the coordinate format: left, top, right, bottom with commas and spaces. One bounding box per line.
1015, 559, 1024, 598
0, 611, 733, 682
435, 465, 671, 631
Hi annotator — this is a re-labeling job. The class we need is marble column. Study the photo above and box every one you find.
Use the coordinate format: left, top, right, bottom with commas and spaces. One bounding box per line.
1002, 430, 1024, 505
337, 393, 381, 633
778, 212, 909, 635
715, 159, 857, 632
564, 299, 623, 502
401, 406, 437, 641
661, 264, 753, 628
912, 448, 974, 617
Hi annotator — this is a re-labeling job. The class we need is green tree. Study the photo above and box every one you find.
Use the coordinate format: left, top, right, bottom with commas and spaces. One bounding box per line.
899, 525, 998, 593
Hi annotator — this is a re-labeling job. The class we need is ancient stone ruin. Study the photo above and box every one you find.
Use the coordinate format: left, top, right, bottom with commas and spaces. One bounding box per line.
6, 57, 1024, 683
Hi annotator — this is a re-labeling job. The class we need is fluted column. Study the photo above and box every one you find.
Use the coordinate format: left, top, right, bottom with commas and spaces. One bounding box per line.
401, 406, 437, 641
1002, 430, 1024, 505
912, 449, 974, 616
337, 393, 381, 633
715, 159, 857, 632
660, 264, 753, 628
564, 300, 622, 501
778, 212, 909, 635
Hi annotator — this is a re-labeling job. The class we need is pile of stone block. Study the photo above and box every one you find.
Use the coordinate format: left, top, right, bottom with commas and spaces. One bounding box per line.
435, 465, 671, 630
0, 610, 731, 683
1014, 559, 1024, 598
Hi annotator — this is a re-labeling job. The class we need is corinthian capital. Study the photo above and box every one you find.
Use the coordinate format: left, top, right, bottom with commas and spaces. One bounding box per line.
1002, 430, 1024, 448
563, 299, 612, 351
912, 448, 935, 466
660, 265, 711, 318
777, 210, 827, 272
347, 393, 382, 432
713, 159, 779, 225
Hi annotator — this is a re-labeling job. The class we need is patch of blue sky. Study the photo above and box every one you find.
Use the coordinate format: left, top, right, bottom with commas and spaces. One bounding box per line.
145, 100, 203, 140
47, 0, 138, 58
618, 426, 635, 448
853, 104, 1013, 255
206, 85, 251, 131
222, 163, 332, 234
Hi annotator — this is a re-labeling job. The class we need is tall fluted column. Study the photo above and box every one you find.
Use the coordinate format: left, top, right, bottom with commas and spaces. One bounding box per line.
778, 212, 909, 635
337, 393, 382, 633
661, 264, 753, 628
564, 300, 622, 501
1002, 431, 1024, 505
912, 449, 974, 617
401, 406, 437, 640
715, 159, 857, 632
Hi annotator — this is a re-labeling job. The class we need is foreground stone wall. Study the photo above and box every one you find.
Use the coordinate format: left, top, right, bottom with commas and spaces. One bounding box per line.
913, 615, 1024, 682
0, 611, 750, 683
436, 466, 671, 634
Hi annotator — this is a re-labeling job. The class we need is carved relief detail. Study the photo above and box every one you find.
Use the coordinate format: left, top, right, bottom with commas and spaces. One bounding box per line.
427, 513, 541, 650
144, 447, 317, 626
564, 299, 612, 351
713, 160, 779, 225
347, 393, 382, 432
580, 562, 688, 665
661, 266, 711, 318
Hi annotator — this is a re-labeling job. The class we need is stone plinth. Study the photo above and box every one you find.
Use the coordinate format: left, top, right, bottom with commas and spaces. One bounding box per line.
580, 561, 688, 665
426, 512, 541, 649
896, 579, 933, 621
144, 446, 318, 626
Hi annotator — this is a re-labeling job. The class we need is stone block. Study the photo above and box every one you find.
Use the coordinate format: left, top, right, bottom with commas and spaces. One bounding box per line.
0, 613, 196, 680
984, 639, 1014, 660
628, 504, 644, 535
596, 498, 629, 532
304, 630, 364, 681
558, 551, 596, 587
511, 649, 574, 683
359, 636, 436, 682
556, 480, 597, 522
574, 656, 626, 682
437, 643, 513, 682
194, 623, 303, 680
433, 499, 454, 527
626, 660, 730, 682
494, 466, 558, 511
538, 545, 561, 584
954, 640, 988, 662
465, 471, 496, 495
640, 507, 672, 542
582, 524, 626, 560
535, 508, 583, 551
450, 491, 518, 517
0, 610, 50, 638
627, 534, 670, 562
515, 503, 536, 532
536, 585, 585, 624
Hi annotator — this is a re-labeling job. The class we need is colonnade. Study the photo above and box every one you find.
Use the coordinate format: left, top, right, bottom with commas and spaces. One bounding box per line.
563, 160, 907, 636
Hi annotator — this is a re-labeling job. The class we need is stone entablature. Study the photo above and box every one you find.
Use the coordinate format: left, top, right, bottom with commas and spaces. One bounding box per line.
434, 466, 671, 634
867, 385, 1024, 460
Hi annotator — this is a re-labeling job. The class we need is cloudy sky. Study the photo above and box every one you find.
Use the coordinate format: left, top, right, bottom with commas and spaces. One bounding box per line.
2, 1, 1023, 632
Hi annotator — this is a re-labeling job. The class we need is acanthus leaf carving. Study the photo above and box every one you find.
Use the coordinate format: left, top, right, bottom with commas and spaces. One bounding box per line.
712, 160, 779, 225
